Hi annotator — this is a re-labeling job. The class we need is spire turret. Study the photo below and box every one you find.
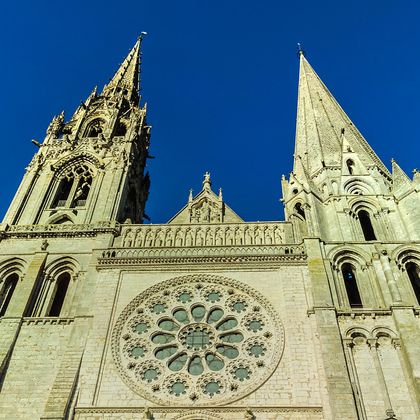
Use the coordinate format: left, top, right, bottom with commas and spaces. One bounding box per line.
294, 54, 390, 179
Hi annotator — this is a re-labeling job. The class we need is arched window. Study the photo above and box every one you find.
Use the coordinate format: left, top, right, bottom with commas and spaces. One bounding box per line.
0, 273, 19, 316
51, 165, 94, 209
342, 263, 362, 307
48, 272, 70, 317
71, 173, 92, 208
51, 175, 74, 208
115, 121, 127, 136
406, 262, 420, 304
346, 159, 355, 175
358, 210, 376, 241
85, 119, 104, 138
295, 203, 306, 220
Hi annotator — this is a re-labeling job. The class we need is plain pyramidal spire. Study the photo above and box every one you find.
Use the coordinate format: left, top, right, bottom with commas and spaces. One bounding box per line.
102, 34, 145, 102
293, 51, 390, 179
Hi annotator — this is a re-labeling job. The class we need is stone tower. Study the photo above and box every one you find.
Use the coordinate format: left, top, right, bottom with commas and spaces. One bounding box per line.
4, 36, 150, 227
0, 42, 419, 420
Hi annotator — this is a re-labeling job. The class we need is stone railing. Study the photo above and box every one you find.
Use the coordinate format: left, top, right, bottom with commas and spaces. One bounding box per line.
99, 243, 306, 267
2, 221, 119, 238
119, 222, 294, 248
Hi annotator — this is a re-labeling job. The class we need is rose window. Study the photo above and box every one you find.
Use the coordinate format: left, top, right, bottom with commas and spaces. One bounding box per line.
112, 274, 284, 406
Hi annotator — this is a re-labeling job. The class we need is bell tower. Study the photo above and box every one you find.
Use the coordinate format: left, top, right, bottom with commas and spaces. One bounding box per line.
282, 51, 420, 243
3, 36, 151, 227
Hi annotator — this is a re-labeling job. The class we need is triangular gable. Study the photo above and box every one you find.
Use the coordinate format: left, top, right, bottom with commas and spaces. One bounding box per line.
168, 173, 244, 224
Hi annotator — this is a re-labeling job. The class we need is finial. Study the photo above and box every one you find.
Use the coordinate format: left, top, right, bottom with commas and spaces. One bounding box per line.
139, 31, 148, 41
218, 188, 223, 200
297, 43, 305, 58
203, 171, 212, 190
188, 188, 193, 203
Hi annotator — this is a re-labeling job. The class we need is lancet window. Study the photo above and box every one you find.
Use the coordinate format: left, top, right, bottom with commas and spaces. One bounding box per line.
84, 119, 105, 138
346, 159, 355, 175
406, 262, 420, 304
47, 272, 71, 317
342, 263, 363, 307
51, 164, 94, 209
115, 121, 127, 136
358, 210, 376, 241
0, 273, 19, 316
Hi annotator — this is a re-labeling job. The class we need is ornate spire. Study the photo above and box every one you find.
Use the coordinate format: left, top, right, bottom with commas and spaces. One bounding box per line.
294, 54, 390, 178
102, 35, 144, 103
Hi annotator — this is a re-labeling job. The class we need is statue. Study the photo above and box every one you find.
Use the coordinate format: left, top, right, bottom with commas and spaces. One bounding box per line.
200, 201, 210, 222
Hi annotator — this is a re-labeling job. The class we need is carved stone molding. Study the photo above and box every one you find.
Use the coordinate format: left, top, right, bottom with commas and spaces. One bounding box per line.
4, 221, 119, 239
98, 245, 306, 269
120, 222, 293, 249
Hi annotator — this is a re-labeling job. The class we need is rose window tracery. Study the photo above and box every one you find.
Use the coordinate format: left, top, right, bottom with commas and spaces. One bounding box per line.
112, 274, 284, 406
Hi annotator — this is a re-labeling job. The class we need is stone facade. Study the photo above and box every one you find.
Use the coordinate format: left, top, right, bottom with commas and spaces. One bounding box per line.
0, 40, 419, 420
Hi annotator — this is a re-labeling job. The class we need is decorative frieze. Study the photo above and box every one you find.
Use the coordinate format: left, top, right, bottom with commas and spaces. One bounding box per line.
3, 221, 119, 238
120, 222, 293, 249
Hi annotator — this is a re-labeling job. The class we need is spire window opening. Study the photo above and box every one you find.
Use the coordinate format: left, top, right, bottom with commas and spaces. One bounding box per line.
0, 273, 19, 317
295, 203, 306, 220
346, 159, 355, 175
358, 210, 376, 241
48, 272, 70, 317
52, 176, 74, 208
342, 263, 362, 308
50, 165, 94, 210
115, 121, 127, 137
406, 262, 420, 304
85, 119, 104, 138
71, 175, 92, 208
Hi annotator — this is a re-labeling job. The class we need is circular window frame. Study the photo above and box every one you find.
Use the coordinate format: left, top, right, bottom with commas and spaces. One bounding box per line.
111, 274, 285, 406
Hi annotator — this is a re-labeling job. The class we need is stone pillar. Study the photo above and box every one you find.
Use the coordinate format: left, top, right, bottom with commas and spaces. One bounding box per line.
392, 307, 420, 404
304, 238, 358, 419
378, 250, 402, 304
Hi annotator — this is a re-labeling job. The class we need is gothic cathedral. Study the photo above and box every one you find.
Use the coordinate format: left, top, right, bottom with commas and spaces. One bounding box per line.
0, 38, 419, 420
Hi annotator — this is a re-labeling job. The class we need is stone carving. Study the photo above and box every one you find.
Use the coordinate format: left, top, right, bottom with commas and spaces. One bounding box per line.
120, 223, 289, 249
46, 111, 65, 137
190, 199, 221, 223
111, 274, 285, 407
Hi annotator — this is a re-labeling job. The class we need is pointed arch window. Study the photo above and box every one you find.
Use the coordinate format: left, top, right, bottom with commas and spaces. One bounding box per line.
85, 119, 105, 138
52, 175, 74, 208
51, 164, 94, 209
346, 159, 355, 175
342, 263, 362, 307
295, 203, 306, 220
293, 202, 308, 237
0, 273, 19, 316
358, 210, 376, 241
48, 272, 71, 317
115, 121, 127, 137
406, 262, 420, 304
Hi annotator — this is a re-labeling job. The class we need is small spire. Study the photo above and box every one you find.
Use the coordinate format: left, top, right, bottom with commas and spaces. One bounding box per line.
188, 188, 193, 202
203, 171, 212, 190
218, 188, 223, 200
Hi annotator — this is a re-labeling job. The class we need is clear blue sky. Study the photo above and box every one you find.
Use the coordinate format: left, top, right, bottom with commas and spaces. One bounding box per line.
2, 1, 419, 223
